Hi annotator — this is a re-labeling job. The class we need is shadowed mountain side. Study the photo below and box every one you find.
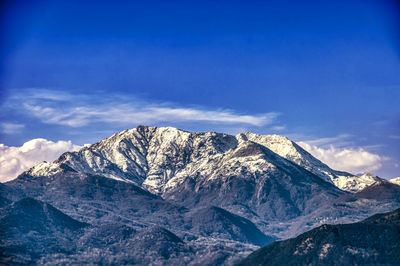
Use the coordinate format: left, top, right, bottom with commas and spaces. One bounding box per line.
72, 225, 190, 265
313, 181, 400, 225
0, 198, 88, 264
341, 181, 400, 201
5, 170, 188, 229
0, 183, 25, 208
268, 181, 400, 239
4, 168, 277, 245
237, 208, 400, 266
0, 186, 11, 208
0, 197, 256, 265
185, 206, 276, 246
38, 223, 258, 265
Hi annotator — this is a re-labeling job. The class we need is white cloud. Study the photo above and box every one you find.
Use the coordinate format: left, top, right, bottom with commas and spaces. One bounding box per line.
24, 102, 278, 127
8, 89, 279, 128
1, 123, 25, 134
297, 141, 388, 174
0, 139, 81, 182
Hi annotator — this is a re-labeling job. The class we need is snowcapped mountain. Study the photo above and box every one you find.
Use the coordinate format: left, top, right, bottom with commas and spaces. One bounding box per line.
25, 126, 346, 222
27, 126, 377, 193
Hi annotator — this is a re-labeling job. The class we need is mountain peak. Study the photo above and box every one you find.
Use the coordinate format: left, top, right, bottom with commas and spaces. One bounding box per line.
20, 126, 378, 193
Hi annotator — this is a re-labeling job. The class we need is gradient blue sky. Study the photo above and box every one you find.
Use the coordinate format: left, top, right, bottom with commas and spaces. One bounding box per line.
1, 0, 399, 178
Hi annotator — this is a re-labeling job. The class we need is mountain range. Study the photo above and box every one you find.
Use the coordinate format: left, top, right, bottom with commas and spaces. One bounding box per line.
1, 126, 399, 265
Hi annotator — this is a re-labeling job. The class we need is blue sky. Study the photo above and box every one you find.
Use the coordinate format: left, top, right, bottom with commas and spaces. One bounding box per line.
1, 0, 399, 179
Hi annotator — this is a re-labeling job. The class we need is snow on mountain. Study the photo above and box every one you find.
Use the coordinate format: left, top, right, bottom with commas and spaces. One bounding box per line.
21, 126, 347, 225
27, 126, 271, 194
390, 177, 400, 186
26, 126, 379, 195
28, 127, 154, 184
333, 173, 383, 193
244, 133, 337, 184
244, 133, 383, 192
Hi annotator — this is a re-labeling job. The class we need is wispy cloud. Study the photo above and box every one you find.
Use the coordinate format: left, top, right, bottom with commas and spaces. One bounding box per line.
1, 123, 25, 134
10, 88, 73, 101
299, 134, 353, 148
0, 138, 81, 182
270, 125, 286, 132
389, 135, 400, 140
8, 89, 279, 128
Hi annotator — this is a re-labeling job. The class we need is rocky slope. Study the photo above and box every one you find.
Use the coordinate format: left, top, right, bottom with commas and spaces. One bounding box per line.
237, 207, 400, 266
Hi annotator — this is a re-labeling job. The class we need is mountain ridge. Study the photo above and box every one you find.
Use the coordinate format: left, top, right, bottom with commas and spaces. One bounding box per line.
24, 125, 379, 193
